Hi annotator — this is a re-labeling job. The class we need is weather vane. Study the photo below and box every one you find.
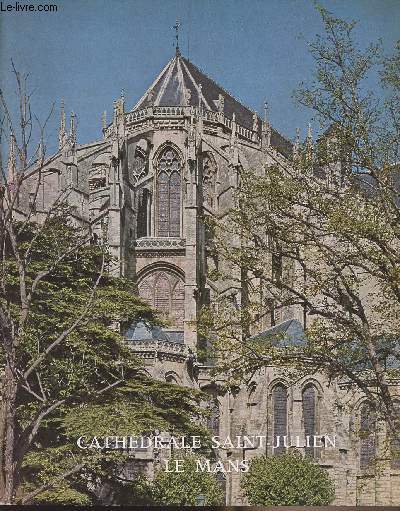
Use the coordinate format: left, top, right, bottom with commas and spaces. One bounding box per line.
173, 19, 181, 56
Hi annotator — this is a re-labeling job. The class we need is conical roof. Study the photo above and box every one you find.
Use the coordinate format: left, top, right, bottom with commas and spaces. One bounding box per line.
131, 54, 292, 157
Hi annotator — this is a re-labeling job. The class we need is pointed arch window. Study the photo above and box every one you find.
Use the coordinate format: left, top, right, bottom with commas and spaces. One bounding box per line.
156, 147, 181, 237
207, 398, 220, 436
302, 384, 319, 459
165, 372, 179, 384
137, 188, 151, 238
138, 270, 185, 328
154, 273, 171, 320
272, 384, 287, 456
390, 401, 400, 469
360, 403, 376, 469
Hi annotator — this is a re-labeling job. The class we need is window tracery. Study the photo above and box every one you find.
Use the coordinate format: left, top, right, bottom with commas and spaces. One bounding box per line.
156, 147, 181, 237
138, 269, 184, 328
302, 384, 319, 459
89, 164, 107, 191
390, 401, 400, 469
360, 403, 376, 469
272, 384, 287, 456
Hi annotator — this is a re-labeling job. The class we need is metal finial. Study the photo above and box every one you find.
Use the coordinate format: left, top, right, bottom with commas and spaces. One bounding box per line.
173, 19, 181, 56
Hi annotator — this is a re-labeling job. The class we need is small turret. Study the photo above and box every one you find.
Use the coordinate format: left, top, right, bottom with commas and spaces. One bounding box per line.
262, 101, 271, 149
306, 122, 313, 160
293, 127, 301, 160
252, 111, 259, 132
113, 90, 125, 123
102, 111, 107, 134
58, 99, 66, 150
70, 111, 77, 146
198, 83, 203, 109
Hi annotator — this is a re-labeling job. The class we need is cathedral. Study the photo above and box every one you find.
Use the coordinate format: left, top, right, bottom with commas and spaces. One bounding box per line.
20, 47, 400, 506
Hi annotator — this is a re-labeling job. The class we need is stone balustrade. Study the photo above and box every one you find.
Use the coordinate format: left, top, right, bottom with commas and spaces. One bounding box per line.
129, 339, 188, 357
135, 237, 185, 250
105, 106, 261, 144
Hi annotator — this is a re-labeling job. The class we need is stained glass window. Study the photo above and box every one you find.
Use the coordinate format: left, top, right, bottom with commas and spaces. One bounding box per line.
273, 384, 287, 456
390, 401, 400, 469
171, 280, 185, 327
156, 148, 181, 237
137, 189, 151, 238
303, 385, 318, 459
138, 270, 184, 328
360, 403, 376, 469
154, 273, 171, 321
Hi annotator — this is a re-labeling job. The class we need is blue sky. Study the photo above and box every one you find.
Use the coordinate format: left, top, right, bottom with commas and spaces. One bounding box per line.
0, 0, 399, 154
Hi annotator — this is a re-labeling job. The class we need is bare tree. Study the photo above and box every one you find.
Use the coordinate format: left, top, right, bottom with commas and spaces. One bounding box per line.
0, 63, 102, 503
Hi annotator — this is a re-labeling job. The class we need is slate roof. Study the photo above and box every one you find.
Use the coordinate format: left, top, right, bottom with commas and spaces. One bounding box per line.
131, 54, 292, 158
125, 320, 184, 344
249, 319, 306, 347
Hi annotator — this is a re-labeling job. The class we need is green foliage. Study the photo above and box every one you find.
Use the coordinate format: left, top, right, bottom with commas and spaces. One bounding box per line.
149, 455, 224, 506
200, 4, 400, 439
1, 214, 210, 504
241, 452, 335, 505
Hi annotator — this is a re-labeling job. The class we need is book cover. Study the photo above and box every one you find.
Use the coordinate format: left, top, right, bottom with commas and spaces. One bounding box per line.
0, 0, 399, 507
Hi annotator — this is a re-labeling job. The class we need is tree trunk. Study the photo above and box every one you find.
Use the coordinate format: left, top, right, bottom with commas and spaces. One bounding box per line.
0, 380, 6, 500
0, 364, 17, 504
0, 306, 17, 505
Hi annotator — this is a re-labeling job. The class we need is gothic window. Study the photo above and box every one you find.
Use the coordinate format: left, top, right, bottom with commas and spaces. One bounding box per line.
89, 163, 107, 191
360, 403, 376, 469
138, 270, 184, 328
272, 251, 282, 284
202, 152, 217, 209
206, 399, 220, 436
137, 188, 151, 238
202, 386, 220, 436
302, 385, 318, 459
165, 372, 179, 384
390, 401, 400, 469
272, 384, 287, 456
171, 279, 185, 328
156, 147, 181, 237
138, 278, 152, 305
89, 176, 106, 190
154, 273, 171, 321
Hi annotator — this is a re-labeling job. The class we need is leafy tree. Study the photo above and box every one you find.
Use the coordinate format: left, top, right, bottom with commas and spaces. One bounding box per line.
149, 455, 224, 506
0, 215, 208, 504
0, 66, 209, 504
241, 452, 335, 505
201, 5, 400, 445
